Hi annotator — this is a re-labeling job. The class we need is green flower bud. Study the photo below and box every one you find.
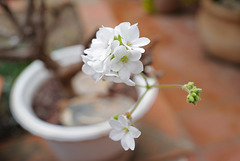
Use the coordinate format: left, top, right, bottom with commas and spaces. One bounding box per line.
192, 101, 197, 105
113, 114, 119, 120
183, 82, 202, 106
187, 82, 194, 89
191, 92, 197, 97
195, 95, 201, 101
187, 95, 194, 103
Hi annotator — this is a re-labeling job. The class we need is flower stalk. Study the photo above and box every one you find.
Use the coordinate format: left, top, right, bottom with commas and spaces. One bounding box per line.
82, 22, 202, 151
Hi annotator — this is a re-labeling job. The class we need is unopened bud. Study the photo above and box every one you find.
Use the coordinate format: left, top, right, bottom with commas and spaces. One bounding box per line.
113, 114, 119, 120
183, 82, 202, 106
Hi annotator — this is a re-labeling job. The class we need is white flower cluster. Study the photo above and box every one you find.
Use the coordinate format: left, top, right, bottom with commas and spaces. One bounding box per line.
82, 22, 150, 86
109, 115, 141, 151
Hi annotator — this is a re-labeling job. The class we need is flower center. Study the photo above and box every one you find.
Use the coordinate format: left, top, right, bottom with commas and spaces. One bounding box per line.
123, 127, 129, 132
127, 41, 131, 46
121, 56, 128, 63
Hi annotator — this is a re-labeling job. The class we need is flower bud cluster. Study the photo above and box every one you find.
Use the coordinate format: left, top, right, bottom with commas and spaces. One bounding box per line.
183, 82, 202, 105
81, 22, 150, 86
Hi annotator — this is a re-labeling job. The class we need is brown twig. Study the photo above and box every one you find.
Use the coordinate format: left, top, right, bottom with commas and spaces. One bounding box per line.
24, 0, 35, 38
35, 0, 59, 71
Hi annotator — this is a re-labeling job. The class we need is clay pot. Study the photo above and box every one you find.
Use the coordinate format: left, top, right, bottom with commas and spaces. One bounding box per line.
197, 0, 240, 63
10, 45, 158, 161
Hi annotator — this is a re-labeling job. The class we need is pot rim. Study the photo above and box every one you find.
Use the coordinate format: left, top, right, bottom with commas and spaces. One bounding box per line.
10, 45, 158, 142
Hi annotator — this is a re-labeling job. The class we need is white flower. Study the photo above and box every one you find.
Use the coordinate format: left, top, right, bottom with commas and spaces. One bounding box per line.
89, 26, 115, 53
82, 40, 120, 82
83, 26, 115, 64
81, 22, 150, 86
115, 22, 150, 53
110, 46, 143, 86
109, 115, 141, 151
103, 74, 135, 86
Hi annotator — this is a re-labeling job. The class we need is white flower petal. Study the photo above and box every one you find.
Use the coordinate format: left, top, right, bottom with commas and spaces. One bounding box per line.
116, 22, 131, 38
118, 115, 129, 127
91, 60, 104, 73
126, 61, 143, 74
115, 22, 130, 31
97, 27, 114, 44
111, 40, 120, 51
121, 135, 130, 151
119, 69, 131, 81
103, 75, 122, 83
112, 77, 129, 84
84, 48, 92, 55
82, 64, 95, 76
121, 39, 130, 49
111, 61, 123, 71
129, 126, 141, 138
92, 73, 104, 82
114, 46, 128, 58
109, 130, 124, 141
109, 119, 123, 130
95, 74, 104, 82
132, 47, 145, 53
127, 25, 139, 42
81, 55, 91, 63
123, 79, 135, 86
132, 37, 150, 47
103, 27, 114, 40
125, 134, 135, 151
105, 72, 118, 77
111, 77, 123, 83
91, 41, 107, 50
129, 50, 141, 61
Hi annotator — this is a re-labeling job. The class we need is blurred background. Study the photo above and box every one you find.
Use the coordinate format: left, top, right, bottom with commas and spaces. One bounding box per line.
0, 0, 240, 161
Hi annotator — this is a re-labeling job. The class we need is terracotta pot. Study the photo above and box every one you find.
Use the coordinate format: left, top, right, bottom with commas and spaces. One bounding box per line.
10, 45, 159, 161
197, 0, 240, 63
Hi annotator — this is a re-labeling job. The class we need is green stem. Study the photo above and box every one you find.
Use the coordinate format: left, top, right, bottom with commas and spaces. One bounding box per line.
130, 88, 149, 115
130, 75, 184, 116
129, 72, 152, 115
150, 84, 183, 88
140, 72, 149, 88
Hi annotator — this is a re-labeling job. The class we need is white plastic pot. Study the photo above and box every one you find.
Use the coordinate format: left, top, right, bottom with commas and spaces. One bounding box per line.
10, 45, 158, 161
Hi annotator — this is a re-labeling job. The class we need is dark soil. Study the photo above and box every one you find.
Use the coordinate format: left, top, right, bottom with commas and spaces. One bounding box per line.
32, 76, 138, 125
